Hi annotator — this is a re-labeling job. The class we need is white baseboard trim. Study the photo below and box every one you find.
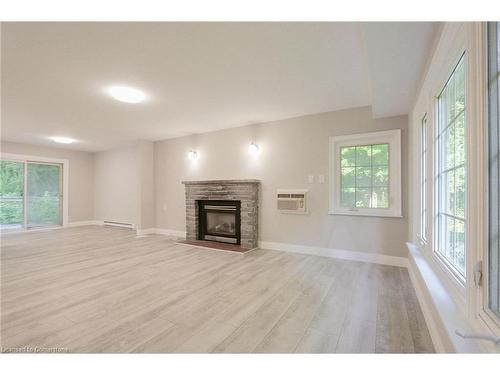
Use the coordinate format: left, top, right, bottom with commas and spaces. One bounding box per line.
147, 231, 407, 267
66, 220, 103, 227
258, 241, 409, 268
136, 228, 156, 236
153, 228, 187, 238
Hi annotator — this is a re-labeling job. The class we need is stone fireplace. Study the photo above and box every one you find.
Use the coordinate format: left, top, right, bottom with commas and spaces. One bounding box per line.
182, 179, 260, 249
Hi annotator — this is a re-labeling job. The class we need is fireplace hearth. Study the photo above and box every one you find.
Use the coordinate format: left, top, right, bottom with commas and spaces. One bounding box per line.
198, 200, 241, 244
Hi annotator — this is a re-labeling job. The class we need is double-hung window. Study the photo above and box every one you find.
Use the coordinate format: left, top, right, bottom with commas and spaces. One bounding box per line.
330, 129, 402, 217
435, 54, 467, 279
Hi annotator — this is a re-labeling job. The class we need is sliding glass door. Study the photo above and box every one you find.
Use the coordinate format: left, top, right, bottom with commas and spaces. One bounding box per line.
27, 163, 62, 228
0, 159, 62, 230
0, 160, 25, 230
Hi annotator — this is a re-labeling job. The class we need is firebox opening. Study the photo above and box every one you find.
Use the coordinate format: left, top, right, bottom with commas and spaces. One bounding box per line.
198, 200, 241, 245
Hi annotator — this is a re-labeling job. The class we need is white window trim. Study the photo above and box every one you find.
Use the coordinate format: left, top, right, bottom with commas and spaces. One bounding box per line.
413, 26, 470, 303
433, 51, 468, 288
409, 23, 500, 350
329, 129, 402, 218
479, 22, 500, 336
0, 152, 69, 229
420, 114, 429, 245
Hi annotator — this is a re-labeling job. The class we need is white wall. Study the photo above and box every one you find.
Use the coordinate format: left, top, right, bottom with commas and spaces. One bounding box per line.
93, 144, 140, 226
155, 106, 409, 258
93, 140, 155, 229
138, 140, 155, 230
0, 140, 94, 223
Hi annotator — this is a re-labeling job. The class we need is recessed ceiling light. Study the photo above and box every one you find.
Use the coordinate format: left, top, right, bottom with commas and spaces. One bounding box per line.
107, 86, 147, 104
49, 136, 76, 144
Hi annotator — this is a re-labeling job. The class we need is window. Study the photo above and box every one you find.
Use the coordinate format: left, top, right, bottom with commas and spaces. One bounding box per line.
435, 54, 467, 279
487, 22, 500, 320
329, 129, 402, 217
339, 143, 389, 209
421, 115, 429, 242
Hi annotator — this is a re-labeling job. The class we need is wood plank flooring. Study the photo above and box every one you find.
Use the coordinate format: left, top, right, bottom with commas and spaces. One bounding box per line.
0, 226, 434, 353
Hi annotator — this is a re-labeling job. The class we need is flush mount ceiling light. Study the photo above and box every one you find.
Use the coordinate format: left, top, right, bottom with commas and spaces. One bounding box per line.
107, 85, 147, 104
249, 143, 260, 156
49, 136, 76, 144
188, 150, 198, 161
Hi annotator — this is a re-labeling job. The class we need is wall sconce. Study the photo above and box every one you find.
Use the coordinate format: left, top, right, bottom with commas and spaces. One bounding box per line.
188, 150, 198, 161
248, 143, 260, 156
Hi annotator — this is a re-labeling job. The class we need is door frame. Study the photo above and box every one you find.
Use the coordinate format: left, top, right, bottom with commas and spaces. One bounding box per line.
1, 153, 69, 230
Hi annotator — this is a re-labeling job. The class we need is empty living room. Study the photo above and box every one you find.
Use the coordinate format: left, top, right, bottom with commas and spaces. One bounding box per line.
1, 1, 500, 373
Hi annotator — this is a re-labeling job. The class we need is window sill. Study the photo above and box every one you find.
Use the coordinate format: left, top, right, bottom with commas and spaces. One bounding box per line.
328, 209, 403, 218
418, 236, 428, 247
407, 242, 499, 353
431, 250, 467, 289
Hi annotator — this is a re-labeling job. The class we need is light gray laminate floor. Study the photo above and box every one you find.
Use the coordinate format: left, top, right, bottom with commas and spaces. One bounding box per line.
0, 226, 434, 353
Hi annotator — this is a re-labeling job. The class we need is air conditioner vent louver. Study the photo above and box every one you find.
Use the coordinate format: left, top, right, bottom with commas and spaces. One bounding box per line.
278, 200, 300, 211
277, 193, 291, 198
277, 189, 307, 214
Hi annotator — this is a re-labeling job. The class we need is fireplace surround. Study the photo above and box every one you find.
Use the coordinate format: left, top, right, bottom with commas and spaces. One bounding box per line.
182, 179, 260, 249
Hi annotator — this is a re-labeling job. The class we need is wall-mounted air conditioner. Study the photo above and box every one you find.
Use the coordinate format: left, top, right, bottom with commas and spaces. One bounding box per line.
277, 189, 308, 214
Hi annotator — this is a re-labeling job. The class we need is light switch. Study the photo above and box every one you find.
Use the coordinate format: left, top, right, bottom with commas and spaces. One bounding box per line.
308, 175, 314, 183
318, 174, 325, 183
